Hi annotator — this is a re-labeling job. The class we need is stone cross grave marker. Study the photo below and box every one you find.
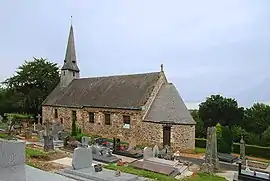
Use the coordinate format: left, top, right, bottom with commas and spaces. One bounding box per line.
81, 136, 91, 147
153, 145, 160, 157
240, 136, 246, 163
72, 146, 93, 170
127, 138, 136, 151
43, 135, 54, 152
36, 114, 42, 125
201, 126, 219, 173
143, 147, 153, 160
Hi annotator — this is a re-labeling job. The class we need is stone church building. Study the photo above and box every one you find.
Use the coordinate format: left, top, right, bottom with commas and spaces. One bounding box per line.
42, 24, 196, 152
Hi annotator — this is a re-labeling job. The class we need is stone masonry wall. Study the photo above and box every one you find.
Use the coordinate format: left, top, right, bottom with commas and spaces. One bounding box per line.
42, 106, 195, 152
171, 125, 195, 152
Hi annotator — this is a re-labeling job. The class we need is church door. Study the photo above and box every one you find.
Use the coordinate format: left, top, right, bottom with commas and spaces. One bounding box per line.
163, 125, 171, 147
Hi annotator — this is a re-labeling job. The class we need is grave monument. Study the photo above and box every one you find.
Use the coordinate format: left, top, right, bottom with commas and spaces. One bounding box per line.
201, 126, 219, 173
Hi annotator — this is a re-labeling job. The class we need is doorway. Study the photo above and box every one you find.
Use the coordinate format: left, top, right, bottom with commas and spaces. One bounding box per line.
163, 125, 171, 147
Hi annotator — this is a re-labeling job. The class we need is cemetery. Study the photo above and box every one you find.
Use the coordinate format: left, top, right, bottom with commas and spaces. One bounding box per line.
0, 112, 270, 181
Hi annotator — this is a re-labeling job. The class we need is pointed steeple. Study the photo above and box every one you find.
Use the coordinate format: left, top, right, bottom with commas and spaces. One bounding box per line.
61, 21, 80, 72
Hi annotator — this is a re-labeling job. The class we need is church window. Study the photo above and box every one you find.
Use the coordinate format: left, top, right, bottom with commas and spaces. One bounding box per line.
54, 109, 58, 118
104, 113, 111, 125
123, 115, 131, 129
89, 112, 94, 123
72, 110, 77, 121
73, 72, 75, 77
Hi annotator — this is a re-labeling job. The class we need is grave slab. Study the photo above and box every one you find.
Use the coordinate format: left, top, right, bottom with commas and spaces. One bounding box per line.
58, 166, 139, 181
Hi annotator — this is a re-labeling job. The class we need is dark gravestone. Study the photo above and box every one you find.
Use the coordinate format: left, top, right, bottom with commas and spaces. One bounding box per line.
43, 135, 54, 151
94, 164, 102, 172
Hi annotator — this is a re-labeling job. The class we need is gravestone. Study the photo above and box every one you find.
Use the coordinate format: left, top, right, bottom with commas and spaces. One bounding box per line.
153, 145, 160, 157
240, 136, 246, 163
43, 135, 54, 152
201, 126, 219, 173
36, 114, 42, 125
143, 147, 153, 160
127, 138, 136, 151
72, 146, 93, 170
113, 138, 121, 151
81, 136, 91, 147
52, 122, 64, 140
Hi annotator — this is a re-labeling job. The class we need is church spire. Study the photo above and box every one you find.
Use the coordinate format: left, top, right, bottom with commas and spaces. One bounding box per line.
61, 17, 79, 72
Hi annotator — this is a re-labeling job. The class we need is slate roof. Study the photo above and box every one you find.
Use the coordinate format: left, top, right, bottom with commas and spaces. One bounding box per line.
144, 83, 196, 125
61, 25, 79, 72
42, 72, 161, 109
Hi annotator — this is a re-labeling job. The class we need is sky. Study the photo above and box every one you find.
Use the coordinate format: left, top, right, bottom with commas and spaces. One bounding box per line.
0, 0, 270, 108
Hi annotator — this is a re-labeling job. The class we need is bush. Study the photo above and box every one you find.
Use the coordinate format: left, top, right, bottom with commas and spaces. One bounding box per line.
195, 138, 206, 148
71, 118, 77, 136
216, 124, 233, 153
262, 126, 270, 146
195, 138, 270, 159
75, 133, 89, 142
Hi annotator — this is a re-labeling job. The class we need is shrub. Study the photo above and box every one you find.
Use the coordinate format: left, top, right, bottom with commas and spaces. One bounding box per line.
262, 127, 270, 147
216, 123, 233, 153
71, 118, 77, 136
195, 138, 206, 148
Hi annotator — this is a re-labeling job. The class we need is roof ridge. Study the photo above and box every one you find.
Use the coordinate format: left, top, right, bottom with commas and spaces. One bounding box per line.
77, 71, 160, 80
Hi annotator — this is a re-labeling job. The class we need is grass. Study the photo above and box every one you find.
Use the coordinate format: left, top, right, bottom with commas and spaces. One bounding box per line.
0, 133, 9, 139
182, 173, 227, 181
195, 147, 206, 154
104, 164, 226, 181
25, 147, 49, 160
0, 122, 8, 129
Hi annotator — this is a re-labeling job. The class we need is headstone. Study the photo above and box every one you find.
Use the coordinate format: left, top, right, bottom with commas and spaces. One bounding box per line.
240, 136, 246, 163
36, 114, 42, 125
81, 136, 91, 147
127, 138, 136, 151
39, 130, 45, 141
52, 122, 64, 140
92, 145, 97, 154
43, 135, 54, 151
72, 147, 93, 170
143, 147, 153, 160
33, 122, 36, 131
201, 126, 219, 173
153, 145, 160, 157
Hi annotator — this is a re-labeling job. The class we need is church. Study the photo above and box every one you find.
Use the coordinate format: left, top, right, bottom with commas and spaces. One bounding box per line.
42, 24, 196, 152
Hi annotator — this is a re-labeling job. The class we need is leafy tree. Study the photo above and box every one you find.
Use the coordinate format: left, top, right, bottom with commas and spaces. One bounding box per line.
216, 123, 233, 153
2, 57, 60, 115
242, 103, 270, 136
262, 126, 270, 146
190, 109, 206, 138
198, 95, 244, 128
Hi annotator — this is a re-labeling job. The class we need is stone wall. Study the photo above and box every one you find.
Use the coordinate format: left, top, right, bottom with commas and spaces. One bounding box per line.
171, 125, 195, 152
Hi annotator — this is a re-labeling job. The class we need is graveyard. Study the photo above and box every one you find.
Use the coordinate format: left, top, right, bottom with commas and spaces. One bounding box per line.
1, 113, 270, 181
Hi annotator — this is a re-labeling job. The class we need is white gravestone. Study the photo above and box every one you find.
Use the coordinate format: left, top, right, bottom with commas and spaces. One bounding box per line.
72, 147, 93, 170
81, 136, 91, 147
143, 147, 153, 160
153, 145, 160, 157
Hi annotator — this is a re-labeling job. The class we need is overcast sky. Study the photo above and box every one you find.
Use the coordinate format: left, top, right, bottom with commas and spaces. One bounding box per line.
0, 1, 269, 107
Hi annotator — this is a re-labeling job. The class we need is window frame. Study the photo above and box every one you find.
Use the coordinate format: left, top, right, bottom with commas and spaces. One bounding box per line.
54, 109, 58, 119
104, 113, 111, 125
89, 112, 95, 123
123, 115, 131, 125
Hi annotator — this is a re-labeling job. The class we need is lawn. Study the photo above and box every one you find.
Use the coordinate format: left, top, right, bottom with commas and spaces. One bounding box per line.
0, 122, 8, 129
104, 164, 226, 181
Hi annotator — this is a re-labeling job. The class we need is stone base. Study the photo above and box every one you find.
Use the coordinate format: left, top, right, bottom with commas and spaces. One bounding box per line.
201, 163, 214, 174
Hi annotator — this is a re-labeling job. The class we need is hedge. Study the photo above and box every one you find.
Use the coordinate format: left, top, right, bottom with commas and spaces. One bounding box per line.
195, 138, 270, 159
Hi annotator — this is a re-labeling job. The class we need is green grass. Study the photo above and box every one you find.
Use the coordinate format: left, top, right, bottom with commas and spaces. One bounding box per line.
104, 164, 179, 181
25, 147, 49, 159
0, 133, 9, 139
0, 122, 8, 129
183, 173, 226, 181
195, 147, 206, 154
104, 164, 226, 181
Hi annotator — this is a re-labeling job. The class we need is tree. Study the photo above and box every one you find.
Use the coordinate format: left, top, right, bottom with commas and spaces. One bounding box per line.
2, 57, 60, 115
190, 109, 206, 138
71, 118, 77, 136
262, 126, 270, 146
216, 123, 233, 153
242, 103, 270, 136
198, 95, 244, 128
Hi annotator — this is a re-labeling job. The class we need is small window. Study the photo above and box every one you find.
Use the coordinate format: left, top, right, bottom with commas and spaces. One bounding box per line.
104, 113, 111, 125
54, 109, 58, 118
60, 118, 63, 124
72, 110, 77, 121
73, 72, 75, 77
123, 115, 130, 124
123, 115, 131, 129
89, 112, 94, 123
63, 71, 65, 75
